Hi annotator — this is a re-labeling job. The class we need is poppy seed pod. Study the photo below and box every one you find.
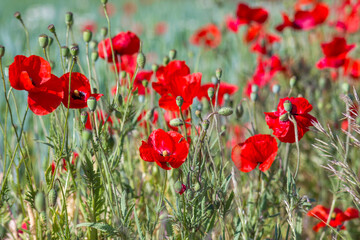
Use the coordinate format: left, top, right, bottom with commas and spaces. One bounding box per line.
137, 52, 146, 69
289, 76, 296, 88
279, 112, 289, 122
70, 44, 79, 56
176, 96, 184, 108
283, 100, 292, 112
195, 110, 201, 118
35, 192, 46, 212
100, 27, 108, 37
83, 30, 92, 43
163, 56, 170, 65
14, 11, 21, 19
215, 68, 222, 80
48, 24, 56, 33
218, 107, 233, 116
82, 129, 92, 142
169, 49, 177, 60
48, 189, 57, 207
203, 119, 210, 130
208, 87, 215, 99
91, 51, 99, 62
61, 46, 70, 58
272, 84, 280, 94
38, 34, 49, 48
65, 12, 73, 25
89, 40, 98, 49
152, 63, 159, 72
0, 45, 5, 58
80, 111, 88, 124
87, 96, 97, 112
170, 118, 184, 127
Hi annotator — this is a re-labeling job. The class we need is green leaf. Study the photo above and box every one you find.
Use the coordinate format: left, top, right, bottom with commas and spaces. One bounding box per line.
134, 208, 145, 240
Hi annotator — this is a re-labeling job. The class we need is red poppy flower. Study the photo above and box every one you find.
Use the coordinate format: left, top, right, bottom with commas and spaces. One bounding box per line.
155, 60, 190, 84
308, 205, 359, 232
81, 20, 97, 33
61, 72, 103, 109
317, 37, 355, 69
98, 31, 140, 62
343, 58, 360, 79
231, 134, 278, 172
225, 15, 241, 32
85, 110, 113, 130
157, 72, 202, 111
264, 97, 317, 143
236, 3, 268, 25
250, 33, 281, 55
276, 3, 329, 32
139, 129, 189, 170
190, 24, 222, 49
9, 55, 63, 115
197, 82, 238, 105
332, 1, 360, 34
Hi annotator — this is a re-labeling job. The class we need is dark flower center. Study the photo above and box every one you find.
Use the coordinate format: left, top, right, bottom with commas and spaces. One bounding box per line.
72, 90, 85, 100
161, 150, 170, 157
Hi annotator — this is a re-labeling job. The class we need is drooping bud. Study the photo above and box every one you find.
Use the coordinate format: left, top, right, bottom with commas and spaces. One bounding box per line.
169, 49, 177, 60
38, 34, 49, 48
272, 84, 280, 94
91, 51, 99, 62
47, 24, 56, 34
87, 96, 97, 112
152, 63, 159, 72
218, 107, 233, 116
116, 94, 123, 107
279, 113, 289, 122
80, 111, 88, 124
89, 40, 98, 49
61, 46, 70, 58
70, 44, 79, 56
176, 96, 184, 108
82, 130, 92, 142
14, 12, 21, 20
35, 192, 46, 212
0, 45, 5, 58
208, 87, 215, 99
137, 52, 146, 69
289, 76, 296, 88
163, 56, 170, 65
215, 68, 222, 80
235, 104, 243, 118
65, 12, 73, 25
203, 119, 210, 130
283, 100, 292, 112
48, 189, 57, 207
169, 118, 184, 127
83, 30, 92, 43
100, 27, 108, 37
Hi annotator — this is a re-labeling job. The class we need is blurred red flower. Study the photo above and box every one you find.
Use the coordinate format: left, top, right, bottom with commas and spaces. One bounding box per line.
85, 111, 113, 130
236, 3, 268, 25
308, 205, 359, 232
343, 58, 360, 79
155, 60, 190, 85
197, 82, 238, 105
122, 2, 137, 16
332, 0, 360, 34
81, 20, 97, 33
317, 37, 355, 69
190, 24, 222, 49
265, 97, 317, 143
139, 129, 189, 170
154, 22, 168, 35
61, 72, 103, 109
276, 3, 329, 32
225, 15, 240, 32
231, 134, 278, 172
9, 55, 63, 115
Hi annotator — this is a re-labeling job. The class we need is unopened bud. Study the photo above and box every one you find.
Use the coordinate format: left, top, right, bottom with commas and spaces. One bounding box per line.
0, 45, 5, 58
65, 12, 73, 25
283, 100, 292, 112
116, 94, 123, 106
91, 51, 99, 62
38, 34, 49, 48
272, 84, 280, 94
142, 80, 148, 88
80, 111, 88, 124
163, 56, 170, 65
48, 37, 53, 46
89, 40, 98, 49
289, 76, 296, 88
83, 30, 92, 43
70, 44, 79, 56
101, 0, 108, 4
120, 71, 127, 79
48, 24, 56, 33
176, 96, 184, 108
174, 181, 184, 193
208, 87, 215, 99
87, 96, 97, 112
115, 110, 122, 119
14, 12, 21, 20
137, 52, 146, 69
169, 49, 177, 60
100, 27, 108, 37
235, 104, 243, 118
170, 118, 184, 127
203, 119, 210, 130
152, 63, 159, 72
279, 113, 289, 122
218, 107, 233, 116
215, 68, 222, 79
35, 192, 46, 212
250, 92, 258, 101
48, 189, 57, 207
61, 46, 70, 57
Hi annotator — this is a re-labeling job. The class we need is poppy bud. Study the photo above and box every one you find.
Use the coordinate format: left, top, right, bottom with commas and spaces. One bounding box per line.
174, 181, 186, 195
170, 118, 184, 127
272, 84, 280, 94
35, 192, 46, 212
289, 76, 296, 88
120, 71, 127, 79
116, 94, 123, 107
283, 100, 292, 112
251, 84, 258, 93
80, 111, 88, 124
195, 110, 201, 118
235, 104, 243, 118
101, 0, 108, 4
203, 119, 210, 130
223, 93, 230, 102
0, 45, 5, 58
218, 107, 233, 116
83, 30, 92, 43
250, 92, 258, 101
211, 76, 219, 85
40, 211, 47, 224
100, 27, 108, 37
115, 110, 122, 119
82, 129, 92, 142
176, 96, 184, 108
65, 12, 73, 25
208, 87, 215, 99
48, 24, 56, 34
142, 80, 148, 88
279, 113, 289, 122
38, 34, 49, 48
342, 82, 350, 93
48, 36, 53, 47
169, 49, 177, 60
163, 56, 170, 65
48, 189, 57, 207
87, 96, 97, 112
89, 40, 98, 49
137, 52, 146, 69
61, 46, 70, 58
91, 51, 99, 62
152, 63, 159, 72
14, 11, 21, 19
215, 68, 222, 80
70, 44, 79, 56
